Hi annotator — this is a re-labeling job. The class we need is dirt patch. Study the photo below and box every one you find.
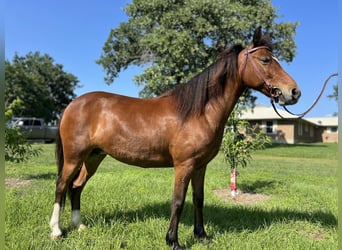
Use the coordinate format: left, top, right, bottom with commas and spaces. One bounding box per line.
5, 178, 32, 188
299, 227, 326, 241
213, 188, 270, 205
310, 230, 325, 241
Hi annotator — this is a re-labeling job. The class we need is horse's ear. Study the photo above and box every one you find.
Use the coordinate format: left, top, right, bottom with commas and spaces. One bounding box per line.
252, 26, 262, 46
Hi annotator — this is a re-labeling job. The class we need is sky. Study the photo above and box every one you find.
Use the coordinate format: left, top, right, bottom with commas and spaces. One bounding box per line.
5, 0, 339, 117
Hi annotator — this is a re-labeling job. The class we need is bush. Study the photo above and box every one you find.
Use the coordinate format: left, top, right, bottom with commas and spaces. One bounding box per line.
5, 126, 41, 163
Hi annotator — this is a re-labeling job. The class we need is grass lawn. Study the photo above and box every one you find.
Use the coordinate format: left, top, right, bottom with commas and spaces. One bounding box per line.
5, 143, 338, 249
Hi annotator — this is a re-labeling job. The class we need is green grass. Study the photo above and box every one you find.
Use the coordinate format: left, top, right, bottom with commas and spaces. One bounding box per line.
5, 143, 338, 249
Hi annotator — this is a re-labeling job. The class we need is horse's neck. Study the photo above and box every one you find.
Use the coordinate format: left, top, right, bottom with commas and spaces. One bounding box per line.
223, 80, 246, 119
205, 79, 245, 131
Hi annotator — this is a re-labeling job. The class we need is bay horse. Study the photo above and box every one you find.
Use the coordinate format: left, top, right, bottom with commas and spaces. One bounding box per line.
49, 27, 301, 249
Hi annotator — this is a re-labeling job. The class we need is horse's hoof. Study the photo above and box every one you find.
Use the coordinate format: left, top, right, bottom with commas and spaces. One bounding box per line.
173, 244, 185, 250
199, 235, 212, 244
50, 230, 62, 240
194, 231, 212, 246
166, 238, 184, 250
77, 224, 87, 232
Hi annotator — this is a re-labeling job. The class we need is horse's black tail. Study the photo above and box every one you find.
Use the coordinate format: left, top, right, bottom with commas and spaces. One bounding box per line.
55, 127, 64, 177
55, 126, 67, 208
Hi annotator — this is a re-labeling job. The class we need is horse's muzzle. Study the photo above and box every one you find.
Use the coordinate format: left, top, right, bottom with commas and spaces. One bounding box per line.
277, 87, 301, 106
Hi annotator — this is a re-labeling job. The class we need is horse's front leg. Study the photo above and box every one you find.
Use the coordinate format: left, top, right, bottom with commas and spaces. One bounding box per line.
191, 166, 209, 240
166, 164, 193, 250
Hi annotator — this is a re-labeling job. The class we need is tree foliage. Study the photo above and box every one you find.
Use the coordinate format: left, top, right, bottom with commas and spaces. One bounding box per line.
5, 98, 41, 163
5, 52, 79, 122
327, 83, 338, 116
5, 127, 41, 163
97, 0, 298, 97
221, 101, 271, 169
327, 84, 338, 102
5, 52, 78, 162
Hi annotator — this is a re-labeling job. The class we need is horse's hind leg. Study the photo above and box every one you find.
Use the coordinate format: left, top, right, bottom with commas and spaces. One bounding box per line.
69, 150, 106, 231
50, 161, 82, 238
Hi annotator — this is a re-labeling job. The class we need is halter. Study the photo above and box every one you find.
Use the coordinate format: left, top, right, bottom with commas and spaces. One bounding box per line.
243, 46, 339, 119
243, 46, 281, 102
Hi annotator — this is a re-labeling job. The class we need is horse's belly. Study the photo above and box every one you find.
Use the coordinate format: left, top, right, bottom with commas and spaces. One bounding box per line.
110, 151, 173, 168
105, 141, 173, 168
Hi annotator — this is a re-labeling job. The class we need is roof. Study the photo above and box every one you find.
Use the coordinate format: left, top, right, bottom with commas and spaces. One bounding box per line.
305, 117, 338, 126
240, 104, 338, 126
239, 104, 298, 120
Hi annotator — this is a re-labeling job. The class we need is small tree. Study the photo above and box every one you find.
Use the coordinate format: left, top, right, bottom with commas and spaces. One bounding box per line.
327, 83, 338, 102
5, 127, 41, 163
5, 98, 41, 163
221, 102, 271, 196
327, 82, 338, 116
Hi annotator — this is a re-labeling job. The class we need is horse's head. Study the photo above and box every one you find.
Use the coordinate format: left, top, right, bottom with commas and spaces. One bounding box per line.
238, 27, 301, 105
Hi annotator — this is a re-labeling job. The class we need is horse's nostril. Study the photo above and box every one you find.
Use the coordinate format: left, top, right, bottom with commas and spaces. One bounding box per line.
292, 88, 301, 98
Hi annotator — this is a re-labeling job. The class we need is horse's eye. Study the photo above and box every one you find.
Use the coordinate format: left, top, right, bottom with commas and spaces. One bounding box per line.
260, 57, 272, 65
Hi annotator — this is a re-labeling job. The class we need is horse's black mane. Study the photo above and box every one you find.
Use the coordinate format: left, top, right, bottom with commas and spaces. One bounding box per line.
163, 34, 272, 122
161, 44, 243, 121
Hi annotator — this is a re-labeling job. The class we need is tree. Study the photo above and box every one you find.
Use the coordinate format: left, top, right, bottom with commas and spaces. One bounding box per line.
327, 84, 338, 102
97, 0, 298, 98
5, 52, 78, 162
326, 75, 338, 116
221, 101, 271, 196
5, 52, 79, 122
222, 103, 271, 169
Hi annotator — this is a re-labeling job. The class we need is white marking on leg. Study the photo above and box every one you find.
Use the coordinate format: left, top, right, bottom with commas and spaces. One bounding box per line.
50, 203, 62, 239
71, 210, 87, 231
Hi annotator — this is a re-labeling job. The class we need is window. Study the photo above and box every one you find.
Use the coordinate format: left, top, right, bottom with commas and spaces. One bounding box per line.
304, 123, 309, 133
23, 120, 31, 126
33, 120, 42, 126
265, 121, 273, 134
298, 122, 303, 136
328, 127, 338, 133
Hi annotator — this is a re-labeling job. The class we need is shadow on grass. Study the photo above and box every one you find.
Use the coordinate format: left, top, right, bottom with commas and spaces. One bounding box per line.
206, 205, 337, 231
239, 180, 283, 193
27, 172, 57, 180
56, 194, 337, 248
83, 200, 337, 234
266, 143, 328, 149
